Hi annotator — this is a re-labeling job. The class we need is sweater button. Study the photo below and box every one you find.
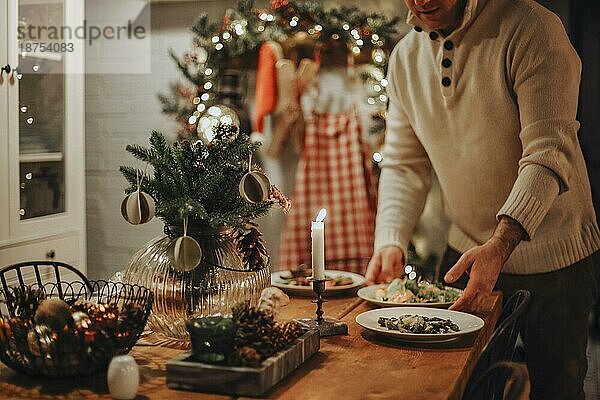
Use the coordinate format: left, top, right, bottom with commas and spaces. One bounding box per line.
442, 58, 452, 68
429, 31, 439, 40
442, 77, 451, 87
444, 40, 454, 50
414, 26, 423, 32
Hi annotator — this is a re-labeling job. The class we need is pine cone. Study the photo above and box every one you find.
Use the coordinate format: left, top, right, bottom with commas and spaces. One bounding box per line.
235, 222, 269, 272
232, 302, 277, 359
234, 346, 261, 367
7, 286, 46, 323
272, 320, 304, 351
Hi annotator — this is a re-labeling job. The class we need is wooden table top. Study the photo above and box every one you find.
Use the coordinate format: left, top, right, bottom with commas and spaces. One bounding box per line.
0, 292, 502, 400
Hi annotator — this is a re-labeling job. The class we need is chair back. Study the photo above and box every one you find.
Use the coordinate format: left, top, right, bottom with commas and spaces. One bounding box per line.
463, 290, 531, 399
463, 361, 529, 400
0, 261, 92, 315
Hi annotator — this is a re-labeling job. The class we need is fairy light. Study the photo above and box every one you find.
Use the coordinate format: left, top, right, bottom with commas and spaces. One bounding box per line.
215, 43, 224, 50
220, 115, 234, 124
372, 33, 380, 41
211, 36, 220, 43
257, 25, 265, 32
374, 54, 384, 63
193, 110, 201, 117
356, 39, 363, 46
290, 20, 297, 27
343, 23, 350, 30
204, 68, 213, 76
332, 33, 340, 40
367, 97, 376, 105
314, 24, 322, 31
379, 94, 387, 102
197, 104, 206, 112
259, 13, 268, 20
201, 93, 210, 101
26, 117, 34, 124
204, 82, 213, 90
352, 46, 360, 54
222, 32, 231, 40
381, 78, 388, 87
208, 106, 221, 116
234, 24, 245, 35
188, 115, 198, 124
266, 14, 274, 21
373, 84, 381, 92
20, 106, 27, 112
373, 152, 383, 162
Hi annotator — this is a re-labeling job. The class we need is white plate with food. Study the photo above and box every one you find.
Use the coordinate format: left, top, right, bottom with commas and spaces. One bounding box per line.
357, 278, 463, 308
356, 307, 484, 343
271, 267, 365, 296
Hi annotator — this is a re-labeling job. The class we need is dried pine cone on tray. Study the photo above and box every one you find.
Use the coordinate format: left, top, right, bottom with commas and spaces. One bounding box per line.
231, 300, 304, 365
232, 301, 277, 359
233, 346, 261, 367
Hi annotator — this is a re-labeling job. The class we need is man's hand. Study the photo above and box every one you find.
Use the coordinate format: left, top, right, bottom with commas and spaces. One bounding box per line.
445, 216, 526, 312
366, 246, 405, 284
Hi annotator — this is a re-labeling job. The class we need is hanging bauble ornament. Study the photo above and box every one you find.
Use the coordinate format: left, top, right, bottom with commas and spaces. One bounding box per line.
121, 189, 155, 225
167, 218, 203, 272
197, 105, 240, 143
239, 153, 271, 203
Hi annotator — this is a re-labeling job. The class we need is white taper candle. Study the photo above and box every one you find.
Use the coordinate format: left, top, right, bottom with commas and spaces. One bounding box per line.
311, 208, 327, 280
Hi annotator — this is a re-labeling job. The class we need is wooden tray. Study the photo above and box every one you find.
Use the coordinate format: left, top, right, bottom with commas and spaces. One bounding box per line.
166, 329, 320, 397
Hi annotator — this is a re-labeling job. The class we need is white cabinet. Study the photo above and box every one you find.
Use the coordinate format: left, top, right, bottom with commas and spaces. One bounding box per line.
0, 0, 86, 273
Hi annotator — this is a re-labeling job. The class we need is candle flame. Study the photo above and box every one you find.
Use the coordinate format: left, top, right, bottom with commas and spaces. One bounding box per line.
315, 208, 327, 222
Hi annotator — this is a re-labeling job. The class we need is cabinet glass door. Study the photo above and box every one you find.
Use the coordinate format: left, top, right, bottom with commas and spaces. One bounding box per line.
16, 0, 65, 220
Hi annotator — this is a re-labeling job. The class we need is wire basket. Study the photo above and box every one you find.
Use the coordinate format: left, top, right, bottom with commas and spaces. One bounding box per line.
0, 280, 153, 378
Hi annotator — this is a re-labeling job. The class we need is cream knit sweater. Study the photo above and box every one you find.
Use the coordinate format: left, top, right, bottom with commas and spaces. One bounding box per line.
375, 0, 600, 274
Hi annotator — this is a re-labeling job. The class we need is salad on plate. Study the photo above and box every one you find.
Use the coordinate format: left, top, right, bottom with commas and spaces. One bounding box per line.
374, 278, 462, 304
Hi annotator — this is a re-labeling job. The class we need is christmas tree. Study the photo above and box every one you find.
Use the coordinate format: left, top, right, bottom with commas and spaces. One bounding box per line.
120, 124, 287, 234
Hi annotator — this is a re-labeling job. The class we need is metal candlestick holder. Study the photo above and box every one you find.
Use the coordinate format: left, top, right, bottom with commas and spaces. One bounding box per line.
297, 277, 348, 337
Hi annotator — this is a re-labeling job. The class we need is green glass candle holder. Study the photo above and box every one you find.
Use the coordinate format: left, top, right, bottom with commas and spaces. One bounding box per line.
186, 316, 235, 363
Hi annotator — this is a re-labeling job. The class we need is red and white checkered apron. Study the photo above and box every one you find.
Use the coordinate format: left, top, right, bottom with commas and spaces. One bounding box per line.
277, 105, 377, 274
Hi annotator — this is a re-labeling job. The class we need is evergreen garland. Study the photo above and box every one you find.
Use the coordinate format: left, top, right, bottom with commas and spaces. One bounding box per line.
159, 0, 399, 138
120, 124, 275, 233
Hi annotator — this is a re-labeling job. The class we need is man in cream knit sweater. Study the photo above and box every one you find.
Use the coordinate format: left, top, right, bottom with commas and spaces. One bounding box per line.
366, 0, 600, 398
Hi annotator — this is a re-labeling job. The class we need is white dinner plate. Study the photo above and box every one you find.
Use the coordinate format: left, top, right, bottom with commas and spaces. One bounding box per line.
357, 284, 462, 308
356, 307, 484, 343
271, 270, 366, 296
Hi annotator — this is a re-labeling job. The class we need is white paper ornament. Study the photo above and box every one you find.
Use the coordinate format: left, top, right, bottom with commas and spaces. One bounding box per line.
107, 355, 139, 400
239, 153, 271, 203
121, 189, 155, 225
167, 218, 202, 272
239, 172, 270, 203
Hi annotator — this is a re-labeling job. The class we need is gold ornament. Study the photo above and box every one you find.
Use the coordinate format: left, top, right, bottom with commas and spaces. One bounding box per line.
34, 298, 73, 331
197, 105, 240, 143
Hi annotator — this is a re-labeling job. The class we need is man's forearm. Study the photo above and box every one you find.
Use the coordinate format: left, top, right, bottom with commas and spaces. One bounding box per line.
488, 215, 526, 263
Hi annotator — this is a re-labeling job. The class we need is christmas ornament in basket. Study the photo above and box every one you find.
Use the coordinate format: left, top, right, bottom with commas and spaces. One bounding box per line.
0, 280, 153, 378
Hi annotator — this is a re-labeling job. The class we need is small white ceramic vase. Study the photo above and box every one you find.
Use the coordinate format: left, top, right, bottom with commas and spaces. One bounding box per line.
107, 355, 139, 400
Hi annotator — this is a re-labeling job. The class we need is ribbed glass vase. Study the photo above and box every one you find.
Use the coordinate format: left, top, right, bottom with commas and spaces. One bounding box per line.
122, 227, 270, 340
